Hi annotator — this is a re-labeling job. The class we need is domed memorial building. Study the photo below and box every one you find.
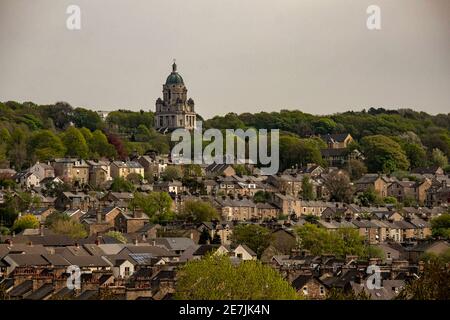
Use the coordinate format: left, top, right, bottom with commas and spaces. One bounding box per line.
154, 61, 197, 132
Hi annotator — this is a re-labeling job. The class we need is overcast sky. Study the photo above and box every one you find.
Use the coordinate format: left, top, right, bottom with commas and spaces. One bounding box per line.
0, 0, 449, 119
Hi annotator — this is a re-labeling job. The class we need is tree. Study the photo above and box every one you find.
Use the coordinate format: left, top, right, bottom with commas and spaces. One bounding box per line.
181, 200, 219, 222
107, 133, 127, 160
61, 126, 89, 158
126, 172, 143, 184
231, 224, 272, 258
89, 130, 117, 158
162, 166, 183, 181
130, 192, 174, 223
357, 187, 383, 206
253, 191, 271, 203
430, 214, 450, 239
360, 135, 410, 173
279, 136, 324, 170
401, 143, 427, 169
324, 170, 354, 203
346, 159, 367, 181
183, 164, 203, 178
27, 130, 66, 161
110, 177, 135, 193
175, 254, 299, 300
50, 219, 87, 239
233, 164, 250, 176
72, 107, 103, 131
301, 176, 315, 200
431, 148, 448, 168
104, 231, 127, 243
296, 223, 367, 258
7, 127, 28, 169
397, 257, 450, 300
12, 214, 39, 233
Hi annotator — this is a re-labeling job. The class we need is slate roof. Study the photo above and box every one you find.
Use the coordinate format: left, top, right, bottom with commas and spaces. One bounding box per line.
25, 283, 54, 300
154, 238, 195, 252
9, 280, 33, 298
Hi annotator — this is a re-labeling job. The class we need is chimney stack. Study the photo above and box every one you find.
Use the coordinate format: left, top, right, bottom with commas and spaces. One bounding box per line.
97, 208, 102, 223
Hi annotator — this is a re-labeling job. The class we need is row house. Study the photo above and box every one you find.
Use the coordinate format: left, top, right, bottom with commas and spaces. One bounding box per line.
28, 162, 55, 181
387, 178, 432, 205
272, 193, 302, 217
267, 174, 303, 197
355, 174, 392, 198
110, 161, 144, 180
137, 155, 167, 180
214, 197, 278, 221
426, 177, 450, 207
51, 158, 89, 186
86, 160, 112, 188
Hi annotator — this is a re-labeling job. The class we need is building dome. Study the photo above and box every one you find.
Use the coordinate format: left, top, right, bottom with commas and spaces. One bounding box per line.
165, 61, 184, 85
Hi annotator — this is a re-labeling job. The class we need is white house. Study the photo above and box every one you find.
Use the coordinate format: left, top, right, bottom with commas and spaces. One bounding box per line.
233, 244, 257, 260
13, 171, 40, 188
111, 259, 135, 279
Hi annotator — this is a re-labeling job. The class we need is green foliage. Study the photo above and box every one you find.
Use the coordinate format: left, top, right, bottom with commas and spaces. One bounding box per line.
279, 135, 324, 170
130, 192, 174, 223
106, 110, 154, 134
72, 108, 103, 131
383, 196, 398, 205
253, 190, 271, 203
175, 254, 300, 300
233, 164, 251, 176
357, 187, 383, 206
431, 148, 448, 168
346, 159, 368, 181
162, 166, 183, 181
104, 231, 128, 243
28, 130, 66, 161
89, 130, 117, 158
360, 135, 410, 173
397, 257, 450, 300
61, 126, 89, 158
180, 200, 219, 222
110, 177, 135, 193
12, 214, 39, 233
231, 224, 272, 258
430, 214, 450, 239
401, 142, 427, 169
301, 176, 315, 200
324, 171, 354, 203
0, 226, 10, 235
296, 224, 369, 258
303, 214, 319, 224
50, 219, 87, 239
44, 211, 70, 227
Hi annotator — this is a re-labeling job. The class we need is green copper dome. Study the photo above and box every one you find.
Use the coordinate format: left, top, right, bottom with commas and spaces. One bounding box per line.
165, 61, 184, 85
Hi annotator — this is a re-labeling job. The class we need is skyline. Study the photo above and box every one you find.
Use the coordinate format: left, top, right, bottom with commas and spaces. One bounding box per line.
0, 0, 449, 119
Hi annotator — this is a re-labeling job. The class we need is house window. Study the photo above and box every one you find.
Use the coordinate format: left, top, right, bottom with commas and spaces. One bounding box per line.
387, 252, 391, 259
237, 253, 243, 259
124, 266, 130, 277
302, 286, 308, 295
320, 286, 325, 295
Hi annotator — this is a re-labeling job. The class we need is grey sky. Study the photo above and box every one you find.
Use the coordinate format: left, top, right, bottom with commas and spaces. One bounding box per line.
0, 0, 449, 119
